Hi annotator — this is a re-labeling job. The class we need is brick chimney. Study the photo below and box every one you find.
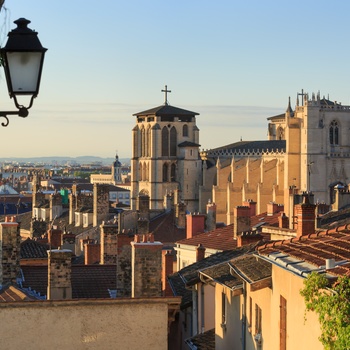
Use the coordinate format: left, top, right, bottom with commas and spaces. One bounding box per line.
242, 199, 257, 216
237, 232, 262, 247
278, 212, 289, 229
196, 243, 206, 262
186, 213, 206, 239
162, 249, 174, 297
131, 234, 163, 298
116, 230, 134, 297
100, 220, 118, 264
267, 202, 283, 216
206, 201, 216, 232
137, 217, 149, 235
0, 216, 20, 287
48, 226, 62, 249
295, 193, 316, 237
233, 206, 251, 239
93, 183, 110, 227
175, 202, 186, 228
47, 249, 72, 300
84, 240, 100, 265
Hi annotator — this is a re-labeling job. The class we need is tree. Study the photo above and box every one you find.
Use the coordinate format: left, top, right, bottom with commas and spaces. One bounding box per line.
300, 272, 350, 349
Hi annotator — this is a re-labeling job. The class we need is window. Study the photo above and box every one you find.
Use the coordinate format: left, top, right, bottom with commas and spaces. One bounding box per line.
183, 124, 188, 137
248, 297, 253, 332
170, 127, 177, 156
163, 163, 168, 182
221, 292, 227, 327
329, 120, 339, 145
280, 296, 287, 350
255, 304, 262, 335
171, 163, 176, 182
162, 127, 169, 156
278, 126, 284, 140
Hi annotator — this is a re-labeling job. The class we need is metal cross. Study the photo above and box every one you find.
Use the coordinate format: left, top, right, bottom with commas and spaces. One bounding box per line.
161, 85, 171, 105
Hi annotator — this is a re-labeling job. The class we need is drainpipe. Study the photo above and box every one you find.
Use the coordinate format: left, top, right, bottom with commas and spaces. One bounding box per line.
192, 285, 198, 336
242, 281, 247, 350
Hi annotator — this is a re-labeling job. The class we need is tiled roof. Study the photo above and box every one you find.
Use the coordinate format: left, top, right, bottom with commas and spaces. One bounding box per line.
200, 261, 242, 290
20, 264, 117, 299
167, 272, 192, 309
150, 211, 186, 244
20, 238, 48, 259
185, 328, 215, 350
257, 227, 350, 277
133, 104, 199, 117
176, 225, 237, 251
175, 212, 279, 251
0, 284, 34, 302
206, 140, 286, 155
229, 254, 272, 283
178, 141, 201, 147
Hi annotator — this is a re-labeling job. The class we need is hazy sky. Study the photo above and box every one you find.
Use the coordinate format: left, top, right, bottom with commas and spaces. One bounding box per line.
1, 0, 350, 159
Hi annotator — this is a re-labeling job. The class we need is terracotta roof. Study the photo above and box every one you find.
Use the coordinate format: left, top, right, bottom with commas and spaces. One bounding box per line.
175, 212, 279, 251
257, 228, 350, 277
176, 225, 236, 251
20, 265, 117, 299
150, 211, 185, 244
133, 104, 199, 117
0, 284, 34, 302
185, 328, 215, 350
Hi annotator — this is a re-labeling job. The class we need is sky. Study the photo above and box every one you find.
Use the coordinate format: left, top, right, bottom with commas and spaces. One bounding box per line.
1, 0, 350, 159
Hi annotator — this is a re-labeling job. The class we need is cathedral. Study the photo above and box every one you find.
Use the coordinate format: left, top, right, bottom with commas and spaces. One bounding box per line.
131, 86, 201, 212
131, 88, 350, 226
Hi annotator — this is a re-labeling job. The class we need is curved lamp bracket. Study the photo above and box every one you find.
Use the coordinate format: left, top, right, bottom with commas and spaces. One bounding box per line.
0, 95, 35, 127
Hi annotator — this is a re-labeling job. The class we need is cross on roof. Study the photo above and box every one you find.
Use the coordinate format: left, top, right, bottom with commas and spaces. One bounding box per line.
161, 85, 171, 105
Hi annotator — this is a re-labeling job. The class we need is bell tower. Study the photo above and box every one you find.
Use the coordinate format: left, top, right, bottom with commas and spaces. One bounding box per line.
131, 86, 201, 212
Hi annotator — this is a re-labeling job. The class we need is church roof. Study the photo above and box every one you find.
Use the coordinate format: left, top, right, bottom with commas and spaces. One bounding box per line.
207, 140, 286, 154
133, 104, 199, 117
178, 141, 201, 147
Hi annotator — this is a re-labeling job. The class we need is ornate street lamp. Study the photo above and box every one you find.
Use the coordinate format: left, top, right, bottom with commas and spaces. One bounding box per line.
0, 18, 47, 127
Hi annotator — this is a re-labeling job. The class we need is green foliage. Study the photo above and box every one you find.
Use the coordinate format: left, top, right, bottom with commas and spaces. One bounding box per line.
300, 272, 350, 350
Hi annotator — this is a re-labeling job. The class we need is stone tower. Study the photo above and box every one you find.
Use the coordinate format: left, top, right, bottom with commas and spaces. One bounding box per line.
131, 86, 202, 212
112, 152, 122, 184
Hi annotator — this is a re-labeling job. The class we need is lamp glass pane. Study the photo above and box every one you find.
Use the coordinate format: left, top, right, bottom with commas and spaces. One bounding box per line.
6, 51, 42, 94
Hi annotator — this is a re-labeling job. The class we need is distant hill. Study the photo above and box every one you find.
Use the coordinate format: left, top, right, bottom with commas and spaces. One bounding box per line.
0, 156, 131, 166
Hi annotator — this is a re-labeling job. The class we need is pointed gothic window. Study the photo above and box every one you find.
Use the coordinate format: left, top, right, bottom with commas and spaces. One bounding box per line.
163, 163, 168, 182
183, 124, 188, 137
162, 127, 169, 156
170, 127, 177, 156
278, 127, 284, 140
141, 127, 146, 157
329, 120, 339, 145
147, 126, 151, 157
171, 163, 176, 182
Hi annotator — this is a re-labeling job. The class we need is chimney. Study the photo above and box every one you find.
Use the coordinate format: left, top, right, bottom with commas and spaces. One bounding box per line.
233, 206, 251, 239
47, 249, 72, 300
48, 226, 62, 249
162, 249, 174, 297
175, 202, 186, 228
267, 202, 282, 216
242, 199, 257, 216
237, 232, 262, 247
295, 193, 316, 237
100, 220, 118, 264
278, 212, 289, 229
206, 201, 216, 232
131, 234, 163, 298
116, 230, 134, 297
84, 240, 100, 265
0, 216, 20, 287
186, 213, 206, 239
137, 217, 149, 235
196, 243, 206, 262
93, 183, 110, 227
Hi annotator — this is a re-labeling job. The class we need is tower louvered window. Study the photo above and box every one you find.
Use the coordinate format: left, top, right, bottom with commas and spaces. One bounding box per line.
162, 127, 169, 156
170, 127, 177, 156
329, 120, 339, 145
